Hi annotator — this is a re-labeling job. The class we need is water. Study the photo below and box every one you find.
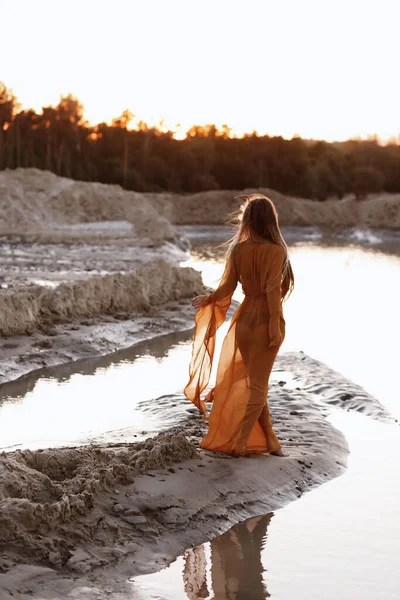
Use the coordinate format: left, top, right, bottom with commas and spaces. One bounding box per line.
2, 241, 398, 451
130, 230, 400, 600
132, 411, 400, 600
0, 331, 195, 451
186, 238, 400, 417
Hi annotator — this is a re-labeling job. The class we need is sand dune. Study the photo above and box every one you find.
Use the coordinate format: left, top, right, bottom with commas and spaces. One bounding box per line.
149, 188, 400, 229
0, 170, 202, 379
0, 169, 175, 245
1, 170, 399, 239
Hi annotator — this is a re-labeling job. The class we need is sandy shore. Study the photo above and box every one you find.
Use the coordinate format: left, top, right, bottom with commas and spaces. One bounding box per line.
0, 348, 394, 600
0, 168, 397, 599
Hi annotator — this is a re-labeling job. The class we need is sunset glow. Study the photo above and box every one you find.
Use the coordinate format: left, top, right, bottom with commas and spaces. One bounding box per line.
3, 0, 400, 141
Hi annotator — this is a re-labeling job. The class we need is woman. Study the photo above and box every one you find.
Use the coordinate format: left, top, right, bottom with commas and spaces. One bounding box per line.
184, 194, 294, 457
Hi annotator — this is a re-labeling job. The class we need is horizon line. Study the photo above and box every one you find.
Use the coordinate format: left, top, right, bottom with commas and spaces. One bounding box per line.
3, 85, 400, 146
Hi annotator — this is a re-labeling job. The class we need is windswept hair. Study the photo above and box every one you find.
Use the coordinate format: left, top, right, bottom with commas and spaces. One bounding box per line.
224, 194, 294, 299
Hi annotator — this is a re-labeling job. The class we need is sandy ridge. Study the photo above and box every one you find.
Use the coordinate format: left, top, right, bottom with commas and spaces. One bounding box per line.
149, 187, 400, 229
0, 261, 202, 338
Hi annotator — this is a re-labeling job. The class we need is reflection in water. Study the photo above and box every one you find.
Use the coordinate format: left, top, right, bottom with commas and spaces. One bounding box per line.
0, 328, 194, 401
136, 410, 400, 600
183, 547, 209, 599
0, 329, 195, 451
204, 514, 271, 600
133, 514, 272, 600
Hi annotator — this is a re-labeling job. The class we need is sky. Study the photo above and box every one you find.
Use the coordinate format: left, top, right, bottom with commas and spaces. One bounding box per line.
1, 0, 399, 141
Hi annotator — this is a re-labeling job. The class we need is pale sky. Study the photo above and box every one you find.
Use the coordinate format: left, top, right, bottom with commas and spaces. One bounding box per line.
2, 0, 399, 141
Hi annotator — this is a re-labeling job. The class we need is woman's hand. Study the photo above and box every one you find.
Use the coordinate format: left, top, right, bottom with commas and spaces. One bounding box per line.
192, 295, 207, 310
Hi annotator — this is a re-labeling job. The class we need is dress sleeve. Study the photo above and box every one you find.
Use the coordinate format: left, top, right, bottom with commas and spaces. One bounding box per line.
266, 246, 285, 348
202, 256, 238, 306
184, 256, 238, 419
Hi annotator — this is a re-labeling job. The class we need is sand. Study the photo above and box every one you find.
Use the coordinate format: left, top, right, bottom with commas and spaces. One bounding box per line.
149, 188, 400, 230
0, 169, 204, 378
0, 238, 203, 385
0, 298, 200, 387
0, 168, 175, 246
0, 351, 394, 600
0, 168, 201, 372
2, 170, 400, 239
0, 260, 202, 337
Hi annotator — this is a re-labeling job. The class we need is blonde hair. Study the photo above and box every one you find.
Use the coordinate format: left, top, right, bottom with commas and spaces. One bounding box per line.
225, 193, 294, 299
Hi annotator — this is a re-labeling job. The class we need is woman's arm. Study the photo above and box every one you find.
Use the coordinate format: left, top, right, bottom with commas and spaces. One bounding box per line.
207, 258, 238, 304
266, 245, 285, 347
194, 255, 238, 310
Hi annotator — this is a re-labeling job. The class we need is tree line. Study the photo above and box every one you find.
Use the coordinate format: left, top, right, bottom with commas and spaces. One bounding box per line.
1, 82, 399, 200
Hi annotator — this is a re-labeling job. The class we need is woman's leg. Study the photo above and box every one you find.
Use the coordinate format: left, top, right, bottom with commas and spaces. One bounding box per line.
232, 322, 280, 455
232, 391, 267, 455
258, 402, 281, 453
234, 322, 281, 454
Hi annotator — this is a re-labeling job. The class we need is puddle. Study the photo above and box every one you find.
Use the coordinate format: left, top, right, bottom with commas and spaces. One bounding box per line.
0, 330, 196, 451
0, 330, 293, 453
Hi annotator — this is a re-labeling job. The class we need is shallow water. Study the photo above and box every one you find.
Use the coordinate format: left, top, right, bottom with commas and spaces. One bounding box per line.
132, 410, 400, 600
2, 239, 399, 452
0, 331, 197, 451
131, 230, 400, 600
0, 332, 291, 452
185, 237, 400, 419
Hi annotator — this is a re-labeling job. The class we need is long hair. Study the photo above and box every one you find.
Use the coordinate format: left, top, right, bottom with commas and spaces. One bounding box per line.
225, 194, 294, 299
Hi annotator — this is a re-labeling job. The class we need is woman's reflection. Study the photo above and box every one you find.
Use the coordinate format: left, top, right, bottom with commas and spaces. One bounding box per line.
183, 513, 272, 600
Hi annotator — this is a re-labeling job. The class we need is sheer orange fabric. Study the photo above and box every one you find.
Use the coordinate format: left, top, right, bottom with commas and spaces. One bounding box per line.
184, 240, 286, 456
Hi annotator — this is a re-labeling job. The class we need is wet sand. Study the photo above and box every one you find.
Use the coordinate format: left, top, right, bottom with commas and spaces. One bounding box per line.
1, 298, 197, 386
0, 348, 394, 599
0, 237, 202, 386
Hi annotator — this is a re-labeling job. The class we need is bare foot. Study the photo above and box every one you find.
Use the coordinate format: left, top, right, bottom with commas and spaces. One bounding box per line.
231, 449, 247, 458
270, 449, 285, 457
230, 442, 248, 458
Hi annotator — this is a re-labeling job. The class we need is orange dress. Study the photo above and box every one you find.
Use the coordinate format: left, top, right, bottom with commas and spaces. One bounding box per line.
184, 240, 285, 455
